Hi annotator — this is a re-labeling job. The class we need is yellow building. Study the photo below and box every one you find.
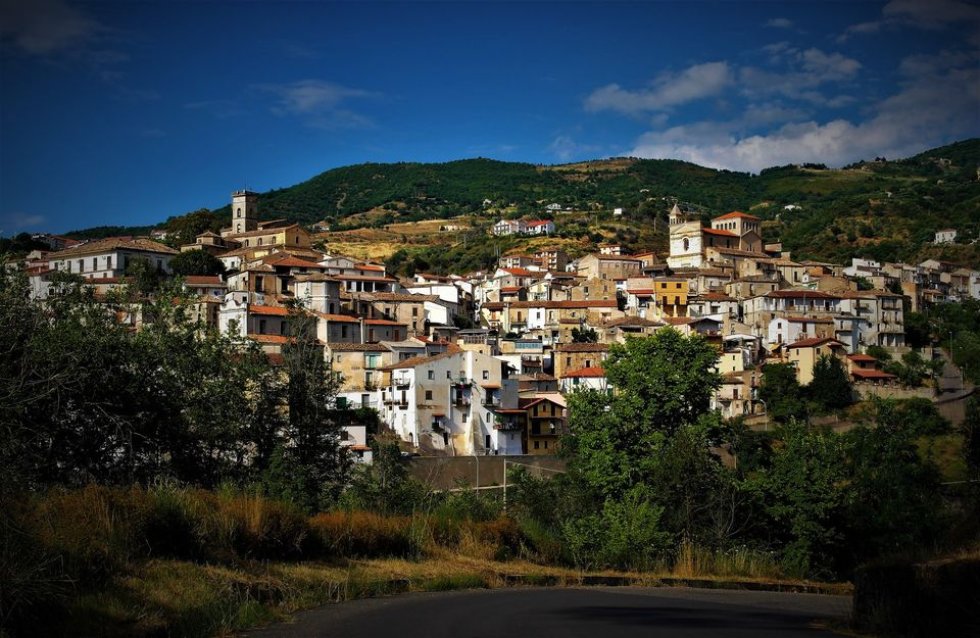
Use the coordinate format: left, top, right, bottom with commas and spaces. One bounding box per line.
784, 337, 848, 385
652, 277, 688, 317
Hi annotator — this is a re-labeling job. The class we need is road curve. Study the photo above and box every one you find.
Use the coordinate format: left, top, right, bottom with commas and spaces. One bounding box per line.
245, 586, 852, 638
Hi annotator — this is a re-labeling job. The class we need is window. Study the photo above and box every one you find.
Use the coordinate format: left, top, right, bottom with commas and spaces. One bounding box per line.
534, 441, 540, 450
91, 258, 96, 271
428, 370, 435, 380
412, 307, 418, 317
341, 325, 348, 338
77, 259, 83, 272
683, 238, 689, 251
236, 207, 242, 218
425, 390, 433, 401
482, 370, 489, 380
106, 255, 112, 269
447, 371, 452, 379
258, 319, 266, 334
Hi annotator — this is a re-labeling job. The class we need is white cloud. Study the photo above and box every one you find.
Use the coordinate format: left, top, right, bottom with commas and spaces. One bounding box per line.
739, 47, 860, 104
0, 0, 102, 55
628, 62, 980, 173
584, 62, 733, 114
257, 80, 378, 129
765, 18, 794, 29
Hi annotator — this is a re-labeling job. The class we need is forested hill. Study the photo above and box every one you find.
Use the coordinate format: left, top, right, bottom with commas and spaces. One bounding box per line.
71, 138, 980, 267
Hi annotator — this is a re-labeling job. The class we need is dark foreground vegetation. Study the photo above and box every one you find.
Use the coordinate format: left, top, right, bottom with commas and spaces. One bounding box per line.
2, 269, 979, 637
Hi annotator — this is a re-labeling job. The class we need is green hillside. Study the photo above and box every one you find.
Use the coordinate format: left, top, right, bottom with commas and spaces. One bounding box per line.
70, 139, 980, 268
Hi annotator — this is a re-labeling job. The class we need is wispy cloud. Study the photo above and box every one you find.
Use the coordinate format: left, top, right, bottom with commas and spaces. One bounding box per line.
0, 211, 46, 232
585, 62, 733, 115
739, 46, 861, 104
256, 79, 378, 129
765, 18, 794, 29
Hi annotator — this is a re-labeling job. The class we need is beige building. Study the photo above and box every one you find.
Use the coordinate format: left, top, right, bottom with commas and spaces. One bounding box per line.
784, 337, 848, 385
553, 342, 610, 379
576, 254, 643, 280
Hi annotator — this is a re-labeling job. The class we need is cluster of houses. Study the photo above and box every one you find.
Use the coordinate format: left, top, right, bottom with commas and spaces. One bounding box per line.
11, 193, 980, 459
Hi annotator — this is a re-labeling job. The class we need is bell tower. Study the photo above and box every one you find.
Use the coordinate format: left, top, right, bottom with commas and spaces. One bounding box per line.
231, 189, 258, 235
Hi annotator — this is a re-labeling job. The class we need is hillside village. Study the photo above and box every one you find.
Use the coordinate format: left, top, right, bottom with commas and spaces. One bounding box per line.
12, 188, 980, 460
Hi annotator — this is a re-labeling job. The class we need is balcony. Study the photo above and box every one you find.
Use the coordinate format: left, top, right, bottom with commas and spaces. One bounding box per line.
494, 419, 523, 431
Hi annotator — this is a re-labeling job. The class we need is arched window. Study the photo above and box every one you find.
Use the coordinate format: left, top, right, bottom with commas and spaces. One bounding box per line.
257, 238, 263, 246
683, 238, 690, 251
236, 207, 242, 218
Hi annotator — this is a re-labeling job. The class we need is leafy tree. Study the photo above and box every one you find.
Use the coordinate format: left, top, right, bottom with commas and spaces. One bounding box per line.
565, 330, 721, 498
570, 326, 598, 343
262, 304, 351, 512
341, 436, 429, 515
807, 355, 853, 412
168, 250, 226, 277
755, 421, 849, 578
759, 363, 808, 423
124, 256, 163, 296
844, 399, 945, 564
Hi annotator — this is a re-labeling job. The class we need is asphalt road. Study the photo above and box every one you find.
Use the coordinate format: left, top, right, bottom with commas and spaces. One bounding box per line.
245, 586, 852, 638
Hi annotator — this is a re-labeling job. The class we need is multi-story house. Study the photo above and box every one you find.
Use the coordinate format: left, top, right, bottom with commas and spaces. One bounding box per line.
46, 237, 178, 282
520, 396, 567, 455
783, 337, 849, 385
576, 254, 643, 281
377, 349, 522, 455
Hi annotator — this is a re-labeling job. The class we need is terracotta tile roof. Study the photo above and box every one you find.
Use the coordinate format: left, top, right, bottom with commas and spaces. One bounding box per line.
697, 292, 735, 301
713, 211, 760, 221
848, 353, 878, 362
603, 316, 662, 328
502, 267, 536, 277
785, 316, 834, 323
356, 263, 386, 272
562, 366, 605, 378
249, 304, 289, 317
184, 276, 224, 286
334, 274, 397, 282
49, 237, 178, 258
265, 255, 325, 269
379, 348, 462, 371
702, 228, 739, 238
787, 337, 845, 348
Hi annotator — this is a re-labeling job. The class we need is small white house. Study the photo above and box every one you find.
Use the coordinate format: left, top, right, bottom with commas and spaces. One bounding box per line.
935, 229, 957, 244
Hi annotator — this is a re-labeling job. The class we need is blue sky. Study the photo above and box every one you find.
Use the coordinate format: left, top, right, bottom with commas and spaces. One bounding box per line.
1, 0, 978, 234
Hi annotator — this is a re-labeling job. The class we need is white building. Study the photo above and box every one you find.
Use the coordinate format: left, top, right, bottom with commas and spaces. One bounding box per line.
934, 229, 957, 244
378, 350, 522, 455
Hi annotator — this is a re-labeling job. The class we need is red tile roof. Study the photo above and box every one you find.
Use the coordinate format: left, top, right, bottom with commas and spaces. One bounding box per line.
184, 275, 224, 286
713, 211, 760, 221
249, 304, 289, 316
562, 366, 605, 378
702, 228, 739, 238
787, 337, 845, 349
848, 353, 878, 362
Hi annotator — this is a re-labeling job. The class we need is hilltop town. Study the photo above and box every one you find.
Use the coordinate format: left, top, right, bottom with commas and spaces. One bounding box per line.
11, 187, 978, 461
